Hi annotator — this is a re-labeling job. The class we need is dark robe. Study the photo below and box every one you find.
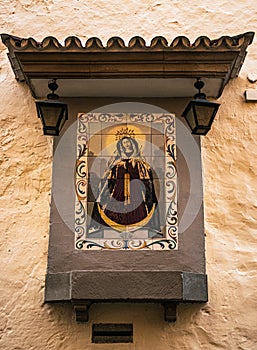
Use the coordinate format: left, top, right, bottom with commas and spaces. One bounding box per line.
89, 156, 160, 235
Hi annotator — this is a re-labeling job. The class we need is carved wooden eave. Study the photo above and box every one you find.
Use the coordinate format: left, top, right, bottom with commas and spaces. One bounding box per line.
1, 32, 254, 98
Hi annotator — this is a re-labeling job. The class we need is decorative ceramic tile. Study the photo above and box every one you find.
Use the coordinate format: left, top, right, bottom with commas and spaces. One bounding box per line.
75, 113, 177, 250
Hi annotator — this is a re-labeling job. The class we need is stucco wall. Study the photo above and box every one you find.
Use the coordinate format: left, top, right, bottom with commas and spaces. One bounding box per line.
1, 1, 257, 349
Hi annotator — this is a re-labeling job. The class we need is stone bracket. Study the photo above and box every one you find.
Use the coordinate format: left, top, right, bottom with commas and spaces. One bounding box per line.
163, 303, 178, 322
72, 301, 91, 323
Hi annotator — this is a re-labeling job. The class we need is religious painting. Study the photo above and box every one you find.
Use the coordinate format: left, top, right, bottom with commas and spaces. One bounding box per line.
75, 113, 177, 250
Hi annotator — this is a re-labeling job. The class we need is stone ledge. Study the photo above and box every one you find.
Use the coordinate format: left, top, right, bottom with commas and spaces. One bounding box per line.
45, 270, 207, 303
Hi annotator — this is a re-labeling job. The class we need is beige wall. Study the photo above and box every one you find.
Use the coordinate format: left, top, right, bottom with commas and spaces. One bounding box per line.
1, 1, 257, 349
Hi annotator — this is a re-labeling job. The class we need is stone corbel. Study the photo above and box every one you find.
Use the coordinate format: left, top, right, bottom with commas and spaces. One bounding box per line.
163, 303, 178, 322
72, 301, 91, 323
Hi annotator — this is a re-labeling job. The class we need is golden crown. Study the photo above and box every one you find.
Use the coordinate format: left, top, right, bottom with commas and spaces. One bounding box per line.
115, 127, 135, 140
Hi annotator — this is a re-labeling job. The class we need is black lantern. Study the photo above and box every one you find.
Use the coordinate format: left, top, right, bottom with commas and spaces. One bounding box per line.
35, 79, 68, 136
182, 78, 220, 135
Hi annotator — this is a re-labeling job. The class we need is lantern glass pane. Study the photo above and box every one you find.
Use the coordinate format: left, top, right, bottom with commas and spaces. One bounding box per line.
40, 104, 64, 127
194, 104, 215, 127
194, 128, 208, 135
185, 104, 196, 130
58, 107, 68, 130
44, 128, 59, 136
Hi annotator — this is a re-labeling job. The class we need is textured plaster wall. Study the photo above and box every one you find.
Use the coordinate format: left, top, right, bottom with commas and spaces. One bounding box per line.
1, 1, 257, 349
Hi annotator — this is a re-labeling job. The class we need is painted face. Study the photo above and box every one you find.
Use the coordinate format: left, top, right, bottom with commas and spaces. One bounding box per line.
122, 138, 132, 152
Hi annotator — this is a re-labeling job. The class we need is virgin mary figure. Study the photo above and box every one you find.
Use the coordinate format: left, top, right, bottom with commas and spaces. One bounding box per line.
88, 136, 161, 236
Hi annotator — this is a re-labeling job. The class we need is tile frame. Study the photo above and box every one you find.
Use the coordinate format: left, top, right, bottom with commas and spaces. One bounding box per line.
75, 112, 177, 251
